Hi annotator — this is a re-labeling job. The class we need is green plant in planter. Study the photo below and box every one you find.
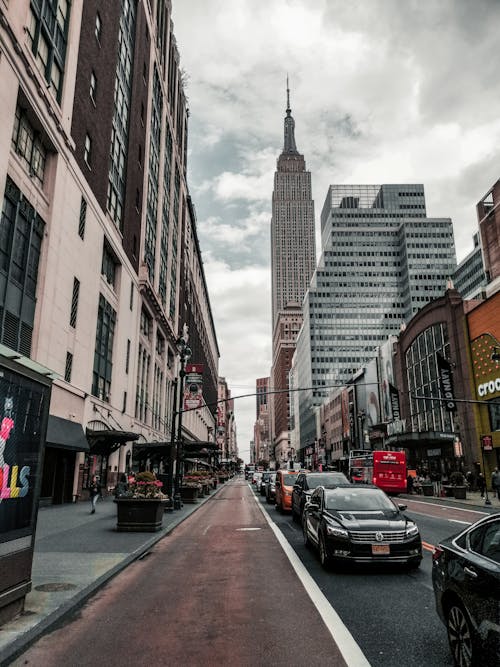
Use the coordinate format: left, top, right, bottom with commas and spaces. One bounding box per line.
449, 471, 466, 486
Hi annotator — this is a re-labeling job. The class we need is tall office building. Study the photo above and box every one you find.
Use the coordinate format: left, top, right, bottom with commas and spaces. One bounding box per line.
293, 184, 457, 449
0, 1, 219, 504
270, 84, 316, 328
270, 84, 316, 459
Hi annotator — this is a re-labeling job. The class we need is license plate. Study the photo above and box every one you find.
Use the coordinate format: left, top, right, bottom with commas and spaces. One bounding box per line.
371, 544, 390, 555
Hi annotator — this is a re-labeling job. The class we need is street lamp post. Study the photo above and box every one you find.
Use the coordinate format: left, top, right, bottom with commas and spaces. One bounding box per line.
173, 335, 191, 510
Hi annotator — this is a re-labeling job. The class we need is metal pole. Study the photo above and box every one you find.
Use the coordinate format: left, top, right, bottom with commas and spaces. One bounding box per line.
481, 443, 492, 506
165, 376, 178, 511
173, 358, 186, 510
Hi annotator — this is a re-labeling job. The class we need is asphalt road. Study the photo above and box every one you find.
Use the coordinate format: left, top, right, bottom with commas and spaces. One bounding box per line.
254, 487, 492, 667
12, 479, 349, 667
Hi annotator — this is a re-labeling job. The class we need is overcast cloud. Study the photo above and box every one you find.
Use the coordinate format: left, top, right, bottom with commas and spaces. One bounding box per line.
171, 0, 500, 461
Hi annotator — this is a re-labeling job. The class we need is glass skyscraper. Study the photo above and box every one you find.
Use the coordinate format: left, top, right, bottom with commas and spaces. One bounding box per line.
294, 183, 457, 447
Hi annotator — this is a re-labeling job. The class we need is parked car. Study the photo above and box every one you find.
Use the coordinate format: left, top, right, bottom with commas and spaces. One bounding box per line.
275, 469, 299, 512
432, 513, 500, 667
259, 471, 273, 496
291, 471, 350, 522
265, 472, 277, 504
302, 484, 422, 570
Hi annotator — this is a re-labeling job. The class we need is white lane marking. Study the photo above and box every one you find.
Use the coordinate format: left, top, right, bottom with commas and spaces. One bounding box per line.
203, 524, 211, 535
448, 519, 471, 525
236, 527, 261, 532
406, 499, 489, 516
252, 493, 370, 667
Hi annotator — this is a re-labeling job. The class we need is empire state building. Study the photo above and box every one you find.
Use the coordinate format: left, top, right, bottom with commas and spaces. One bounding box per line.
270, 84, 316, 461
271, 85, 316, 327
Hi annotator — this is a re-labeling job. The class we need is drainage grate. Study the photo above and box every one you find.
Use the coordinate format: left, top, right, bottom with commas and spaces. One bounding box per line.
35, 583, 77, 592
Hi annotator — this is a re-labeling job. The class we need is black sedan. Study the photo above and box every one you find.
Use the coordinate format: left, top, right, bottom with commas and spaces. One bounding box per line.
302, 484, 422, 569
432, 513, 500, 667
291, 471, 349, 522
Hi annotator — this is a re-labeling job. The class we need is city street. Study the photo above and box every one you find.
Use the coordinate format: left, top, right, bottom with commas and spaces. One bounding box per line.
10, 478, 498, 667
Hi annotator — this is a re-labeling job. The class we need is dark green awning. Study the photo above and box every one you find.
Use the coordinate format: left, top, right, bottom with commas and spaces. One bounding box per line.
46, 415, 89, 452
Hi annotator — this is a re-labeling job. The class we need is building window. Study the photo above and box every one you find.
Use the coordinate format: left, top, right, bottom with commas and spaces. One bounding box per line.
92, 294, 116, 402
84, 134, 92, 167
65, 351, 73, 382
11, 106, 47, 186
129, 281, 134, 310
125, 338, 131, 374
90, 71, 97, 103
95, 12, 102, 43
140, 308, 152, 340
27, 0, 71, 102
70, 277, 80, 327
78, 196, 87, 239
0, 177, 44, 356
101, 240, 119, 287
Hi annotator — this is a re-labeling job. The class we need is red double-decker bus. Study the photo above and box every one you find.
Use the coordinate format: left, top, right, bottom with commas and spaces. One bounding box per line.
349, 450, 407, 494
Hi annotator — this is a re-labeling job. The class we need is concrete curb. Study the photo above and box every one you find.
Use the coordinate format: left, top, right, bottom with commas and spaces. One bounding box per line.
0, 483, 225, 667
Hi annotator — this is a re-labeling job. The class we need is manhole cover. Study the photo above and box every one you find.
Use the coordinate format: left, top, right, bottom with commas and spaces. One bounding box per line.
35, 583, 77, 592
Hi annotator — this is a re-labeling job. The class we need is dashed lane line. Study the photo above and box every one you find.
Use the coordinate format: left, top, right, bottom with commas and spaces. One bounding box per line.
251, 489, 370, 667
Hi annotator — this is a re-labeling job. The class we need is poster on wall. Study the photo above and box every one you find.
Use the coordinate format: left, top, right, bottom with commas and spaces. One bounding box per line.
0, 364, 50, 544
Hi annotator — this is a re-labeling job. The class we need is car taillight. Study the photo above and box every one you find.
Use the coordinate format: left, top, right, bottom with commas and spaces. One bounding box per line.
432, 546, 444, 562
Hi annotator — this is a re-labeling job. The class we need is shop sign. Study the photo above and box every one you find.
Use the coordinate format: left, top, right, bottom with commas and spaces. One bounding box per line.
427, 448, 441, 456
387, 418, 406, 436
183, 363, 203, 411
477, 377, 500, 397
481, 434, 493, 451
436, 352, 456, 412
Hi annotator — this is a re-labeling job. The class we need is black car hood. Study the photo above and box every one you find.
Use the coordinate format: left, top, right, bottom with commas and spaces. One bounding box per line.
326, 509, 408, 531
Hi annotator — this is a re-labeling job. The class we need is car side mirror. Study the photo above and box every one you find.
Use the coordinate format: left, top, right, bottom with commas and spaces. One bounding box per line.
398, 504, 407, 512
293, 484, 301, 490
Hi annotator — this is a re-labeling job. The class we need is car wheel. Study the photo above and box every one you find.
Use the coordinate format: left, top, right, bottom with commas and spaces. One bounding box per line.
446, 602, 476, 667
319, 533, 331, 569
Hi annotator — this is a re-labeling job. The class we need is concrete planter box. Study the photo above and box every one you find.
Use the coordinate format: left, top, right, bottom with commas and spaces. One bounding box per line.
180, 486, 199, 503
114, 499, 167, 532
452, 485, 467, 500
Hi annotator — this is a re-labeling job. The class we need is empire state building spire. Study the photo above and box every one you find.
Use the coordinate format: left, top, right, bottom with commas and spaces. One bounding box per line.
284, 76, 298, 154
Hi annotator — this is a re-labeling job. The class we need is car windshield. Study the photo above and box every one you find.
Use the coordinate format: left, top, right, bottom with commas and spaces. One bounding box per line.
307, 473, 348, 489
325, 487, 396, 512
282, 475, 297, 485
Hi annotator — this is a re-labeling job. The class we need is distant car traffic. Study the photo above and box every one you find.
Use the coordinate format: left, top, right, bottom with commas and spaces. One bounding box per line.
291, 471, 350, 521
275, 469, 299, 513
432, 513, 500, 667
251, 471, 263, 487
302, 484, 422, 570
259, 471, 273, 496
265, 472, 277, 504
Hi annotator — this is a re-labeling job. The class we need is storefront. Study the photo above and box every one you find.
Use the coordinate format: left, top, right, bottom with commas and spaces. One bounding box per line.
467, 290, 500, 485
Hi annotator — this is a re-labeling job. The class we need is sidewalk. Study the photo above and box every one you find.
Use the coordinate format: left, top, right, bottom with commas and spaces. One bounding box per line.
0, 485, 223, 666
400, 488, 500, 511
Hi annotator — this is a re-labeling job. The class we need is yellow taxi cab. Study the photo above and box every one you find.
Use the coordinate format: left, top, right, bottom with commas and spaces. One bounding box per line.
275, 469, 299, 513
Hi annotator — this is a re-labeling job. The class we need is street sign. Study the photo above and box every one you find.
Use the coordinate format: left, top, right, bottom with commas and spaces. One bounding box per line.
481, 434, 493, 451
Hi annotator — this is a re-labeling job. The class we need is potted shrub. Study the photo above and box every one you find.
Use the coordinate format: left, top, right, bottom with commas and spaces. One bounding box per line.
449, 471, 467, 499
180, 476, 201, 502
114, 471, 168, 532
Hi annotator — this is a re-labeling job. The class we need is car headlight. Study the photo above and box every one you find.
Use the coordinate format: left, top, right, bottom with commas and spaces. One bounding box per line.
325, 523, 349, 538
406, 524, 419, 538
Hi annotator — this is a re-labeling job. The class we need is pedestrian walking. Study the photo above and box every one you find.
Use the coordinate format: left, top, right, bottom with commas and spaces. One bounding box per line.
406, 473, 414, 494
492, 467, 500, 500
477, 472, 486, 498
89, 475, 101, 514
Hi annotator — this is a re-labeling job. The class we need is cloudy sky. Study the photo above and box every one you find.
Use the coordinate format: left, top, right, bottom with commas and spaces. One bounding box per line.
171, 0, 500, 461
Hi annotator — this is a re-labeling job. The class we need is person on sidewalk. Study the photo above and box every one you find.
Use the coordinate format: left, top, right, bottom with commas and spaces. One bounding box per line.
114, 473, 129, 498
477, 472, 486, 498
89, 475, 101, 514
492, 468, 500, 500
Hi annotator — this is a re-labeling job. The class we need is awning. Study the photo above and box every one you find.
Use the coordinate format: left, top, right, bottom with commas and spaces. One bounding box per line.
132, 442, 171, 459
46, 415, 89, 452
86, 427, 140, 456
184, 458, 212, 468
